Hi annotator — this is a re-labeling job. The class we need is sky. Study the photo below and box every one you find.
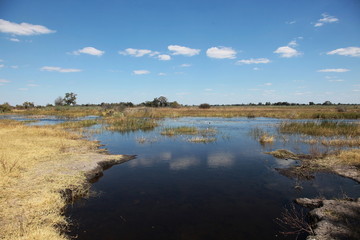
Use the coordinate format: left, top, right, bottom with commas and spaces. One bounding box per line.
0, 0, 359, 105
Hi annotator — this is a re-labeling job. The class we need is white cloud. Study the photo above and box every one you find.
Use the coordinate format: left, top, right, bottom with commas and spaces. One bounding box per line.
0, 79, 10, 83
317, 68, 350, 73
72, 47, 104, 56
204, 88, 213, 91
41, 66, 82, 73
158, 73, 166, 76
253, 67, 260, 71
0, 19, 55, 35
9, 38, 20, 42
27, 83, 39, 87
327, 47, 360, 57
168, 45, 200, 56
274, 46, 301, 58
180, 63, 191, 67
157, 54, 171, 61
18, 88, 28, 91
286, 21, 296, 24
0, 64, 4, 68
119, 48, 153, 57
314, 13, 339, 27
236, 58, 270, 64
11, 65, 18, 69
133, 70, 150, 75
328, 79, 344, 82
288, 40, 298, 47
264, 83, 272, 86
206, 46, 236, 59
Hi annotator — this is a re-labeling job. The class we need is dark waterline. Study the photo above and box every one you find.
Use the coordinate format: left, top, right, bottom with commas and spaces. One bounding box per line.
62, 117, 359, 240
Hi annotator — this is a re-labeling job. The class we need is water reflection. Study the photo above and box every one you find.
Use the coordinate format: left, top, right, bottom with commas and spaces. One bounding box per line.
207, 152, 235, 168
169, 156, 200, 170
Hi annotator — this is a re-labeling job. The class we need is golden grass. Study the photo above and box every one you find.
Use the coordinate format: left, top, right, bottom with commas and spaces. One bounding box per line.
161, 126, 198, 136
259, 134, 275, 144
0, 120, 101, 240
105, 116, 158, 132
316, 149, 360, 167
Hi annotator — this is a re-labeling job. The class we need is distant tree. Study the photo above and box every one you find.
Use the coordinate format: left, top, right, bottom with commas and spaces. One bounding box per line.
63, 92, 77, 105
322, 101, 332, 106
309, 102, 315, 105
170, 101, 181, 108
265, 102, 271, 106
54, 96, 64, 106
22, 101, 35, 109
199, 103, 211, 109
0, 102, 12, 112
157, 96, 168, 107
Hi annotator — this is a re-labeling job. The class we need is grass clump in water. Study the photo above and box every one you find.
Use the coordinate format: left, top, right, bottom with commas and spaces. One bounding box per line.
280, 121, 360, 137
259, 134, 275, 144
106, 117, 158, 132
161, 126, 199, 136
53, 119, 99, 129
187, 136, 216, 143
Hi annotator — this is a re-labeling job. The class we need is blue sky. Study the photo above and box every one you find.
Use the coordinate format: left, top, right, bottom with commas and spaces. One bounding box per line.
0, 0, 359, 105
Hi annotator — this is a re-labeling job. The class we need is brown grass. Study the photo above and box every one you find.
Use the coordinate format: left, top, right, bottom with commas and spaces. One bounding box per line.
0, 120, 103, 240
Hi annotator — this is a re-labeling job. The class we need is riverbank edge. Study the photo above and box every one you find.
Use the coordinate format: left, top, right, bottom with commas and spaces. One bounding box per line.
267, 149, 360, 240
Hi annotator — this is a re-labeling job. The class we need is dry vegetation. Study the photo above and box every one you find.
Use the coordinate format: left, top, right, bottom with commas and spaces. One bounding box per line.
0, 119, 128, 240
7, 105, 360, 119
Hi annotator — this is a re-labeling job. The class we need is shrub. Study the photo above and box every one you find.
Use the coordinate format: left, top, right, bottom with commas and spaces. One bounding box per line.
199, 103, 211, 109
0, 103, 12, 113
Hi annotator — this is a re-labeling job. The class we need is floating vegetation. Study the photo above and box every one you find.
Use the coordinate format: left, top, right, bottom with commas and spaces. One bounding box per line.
161, 126, 198, 136
187, 136, 216, 143
259, 134, 275, 144
136, 136, 158, 144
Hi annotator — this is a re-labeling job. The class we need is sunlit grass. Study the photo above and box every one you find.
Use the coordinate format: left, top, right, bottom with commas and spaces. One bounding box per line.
0, 119, 100, 240
161, 126, 198, 136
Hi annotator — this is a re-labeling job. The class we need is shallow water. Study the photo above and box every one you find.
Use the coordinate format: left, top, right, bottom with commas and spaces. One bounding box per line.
62, 117, 359, 240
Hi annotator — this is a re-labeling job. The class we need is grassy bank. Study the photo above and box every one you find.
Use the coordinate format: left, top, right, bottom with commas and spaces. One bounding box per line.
0, 120, 129, 240
280, 121, 360, 137
4, 105, 360, 119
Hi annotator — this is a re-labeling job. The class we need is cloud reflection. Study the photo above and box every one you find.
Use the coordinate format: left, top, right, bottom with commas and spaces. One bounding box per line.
207, 152, 235, 168
169, 157, 200, 170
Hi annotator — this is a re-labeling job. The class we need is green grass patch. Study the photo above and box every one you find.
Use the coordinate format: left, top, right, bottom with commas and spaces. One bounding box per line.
279, 121, 360, 137
54, 119, 99, 129
106, 117, 158, 132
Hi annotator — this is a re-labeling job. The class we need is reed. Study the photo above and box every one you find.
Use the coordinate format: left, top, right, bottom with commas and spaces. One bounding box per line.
105, 116, 158, 132
187, 136, 216, 143
161, 126, 199, 136
279, 121, 360, 137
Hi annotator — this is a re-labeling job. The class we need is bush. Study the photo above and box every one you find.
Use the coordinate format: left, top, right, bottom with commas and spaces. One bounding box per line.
0, 103, 12, 113
199, 103, 211, 109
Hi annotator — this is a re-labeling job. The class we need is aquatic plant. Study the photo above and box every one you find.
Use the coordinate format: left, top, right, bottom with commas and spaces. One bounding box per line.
105, 117, 158, 132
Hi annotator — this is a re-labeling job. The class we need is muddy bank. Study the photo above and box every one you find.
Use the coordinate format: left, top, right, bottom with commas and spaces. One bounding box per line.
267, 149, 360, 240
296, 198, 360, 240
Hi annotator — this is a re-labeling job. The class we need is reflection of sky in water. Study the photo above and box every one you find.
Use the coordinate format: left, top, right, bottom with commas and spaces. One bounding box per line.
40, 116, 358, 240
207, 152, 235, 168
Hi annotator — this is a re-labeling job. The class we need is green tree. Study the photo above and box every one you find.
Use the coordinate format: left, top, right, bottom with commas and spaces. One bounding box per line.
63, 92, 77, 105
22, 101, 35, 109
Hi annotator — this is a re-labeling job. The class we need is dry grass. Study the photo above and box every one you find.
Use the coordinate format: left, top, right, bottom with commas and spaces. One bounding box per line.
123, 106, 360, 119
161, 126, 198, 136
317, 149, 360, 167
259, 134, 275, 144
187, 136, 216, 143
0, 120, 102, 240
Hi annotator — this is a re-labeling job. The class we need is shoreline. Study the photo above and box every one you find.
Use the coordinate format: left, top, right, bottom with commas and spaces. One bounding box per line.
0, 121, 135, 240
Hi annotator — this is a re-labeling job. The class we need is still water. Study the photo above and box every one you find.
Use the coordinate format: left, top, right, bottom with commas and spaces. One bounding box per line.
62, 117, 358, 240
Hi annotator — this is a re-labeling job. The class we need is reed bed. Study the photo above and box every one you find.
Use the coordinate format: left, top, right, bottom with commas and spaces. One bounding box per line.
105, 116, 158, 132
161, 126, 199, 136
280, 121, 360, 137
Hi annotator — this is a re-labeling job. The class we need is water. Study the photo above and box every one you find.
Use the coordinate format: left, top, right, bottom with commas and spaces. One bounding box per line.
62, 117, 359, 240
